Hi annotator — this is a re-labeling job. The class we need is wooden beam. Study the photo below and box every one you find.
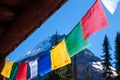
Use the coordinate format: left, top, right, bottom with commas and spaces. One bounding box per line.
0, 0, 67, 57
0, 6, 16, 24
0, 0, 30, 7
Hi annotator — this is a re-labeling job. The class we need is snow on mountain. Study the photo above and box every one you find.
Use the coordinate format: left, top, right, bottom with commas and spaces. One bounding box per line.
16, 38, 52, 62
91, 61, 117, 77
92, 61, 103, 72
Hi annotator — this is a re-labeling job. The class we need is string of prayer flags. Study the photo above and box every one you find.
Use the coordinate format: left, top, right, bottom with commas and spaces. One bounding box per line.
0, 0, 112, 77
81, 0, 109, 40
9, 62, 19, 80
65, 22, 91, 57
16, 62, 28, 80
1, 60, 14, 78
50, 39, 71, 70
38, 51, 51, 76
101, 0, 120, 14
29, 59, 38, 79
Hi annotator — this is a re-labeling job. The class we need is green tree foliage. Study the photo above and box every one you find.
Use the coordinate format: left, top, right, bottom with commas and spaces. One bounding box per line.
57, 64, 73, 80
55, 31, 58, 45
44, 64, 73, 80
114, 32, 120, 80
101, 35, 113, 80
44, 70, 60, 80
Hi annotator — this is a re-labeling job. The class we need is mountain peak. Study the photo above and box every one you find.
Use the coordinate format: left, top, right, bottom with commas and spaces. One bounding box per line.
16, 34, 66, 62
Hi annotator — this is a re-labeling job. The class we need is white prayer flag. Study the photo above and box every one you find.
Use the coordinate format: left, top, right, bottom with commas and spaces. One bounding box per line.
101, 0, 119, 14
29, 59, 38, 79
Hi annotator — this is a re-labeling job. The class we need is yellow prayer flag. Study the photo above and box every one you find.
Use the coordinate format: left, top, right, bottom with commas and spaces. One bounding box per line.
50, 39, 71, 70
1, 60, 14, 78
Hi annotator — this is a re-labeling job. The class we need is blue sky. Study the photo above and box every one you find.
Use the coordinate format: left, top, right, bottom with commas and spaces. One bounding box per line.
7, 0, 120, 61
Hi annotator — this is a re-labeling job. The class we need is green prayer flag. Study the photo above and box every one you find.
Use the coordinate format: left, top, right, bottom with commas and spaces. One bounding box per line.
65, 22, 91, 57
9, 62, 19, 80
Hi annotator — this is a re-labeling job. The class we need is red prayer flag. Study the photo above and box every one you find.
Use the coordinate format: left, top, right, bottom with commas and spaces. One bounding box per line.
81, 0, 109, 40
16, 62, 28, 80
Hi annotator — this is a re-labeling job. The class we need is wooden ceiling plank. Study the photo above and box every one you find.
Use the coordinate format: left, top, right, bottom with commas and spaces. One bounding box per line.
0, 0, 30, 8
0, 6, 16, 22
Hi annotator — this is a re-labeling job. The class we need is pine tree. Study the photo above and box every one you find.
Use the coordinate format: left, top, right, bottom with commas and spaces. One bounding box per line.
101, 35, 113, 80
114, 32, 120, 80
55, 31, 58, 45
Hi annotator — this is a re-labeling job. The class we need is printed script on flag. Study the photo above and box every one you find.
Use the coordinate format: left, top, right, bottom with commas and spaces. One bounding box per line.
65, 22, 91, 57
81, 0, 109, 40
50, 39, 71, 70
38, 51, 51, 76
29, 59, 38, 79
1, 61, 13, 78
16, 62, 28, 80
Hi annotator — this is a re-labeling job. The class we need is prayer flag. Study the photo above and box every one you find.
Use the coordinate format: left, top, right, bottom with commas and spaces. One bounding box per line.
81, 0, 109, 40
29, 59, 38, 79
101, 0, 119, 14
16, 62, 28, 80
9, 62, 19, 80
50, 39, 71, 70
1, 61, 14, 78
38, 51, 51, 76
65, 22, 91, 57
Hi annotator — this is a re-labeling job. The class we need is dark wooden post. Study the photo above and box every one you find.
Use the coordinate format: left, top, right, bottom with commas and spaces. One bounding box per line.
0, 57, 5, 80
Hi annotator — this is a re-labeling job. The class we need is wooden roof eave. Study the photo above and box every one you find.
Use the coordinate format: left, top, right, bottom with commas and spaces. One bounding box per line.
0, 0, 67, 58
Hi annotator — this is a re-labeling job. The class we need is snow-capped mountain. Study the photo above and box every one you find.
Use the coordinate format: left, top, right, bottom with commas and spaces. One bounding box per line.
73, 49, 104, 80
16, 34, 66, 62
73, 47, 116, 80
17, 34, 116, 80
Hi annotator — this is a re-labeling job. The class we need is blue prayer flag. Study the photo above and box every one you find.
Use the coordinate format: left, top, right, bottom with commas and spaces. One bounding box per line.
38, 51, 51, 76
